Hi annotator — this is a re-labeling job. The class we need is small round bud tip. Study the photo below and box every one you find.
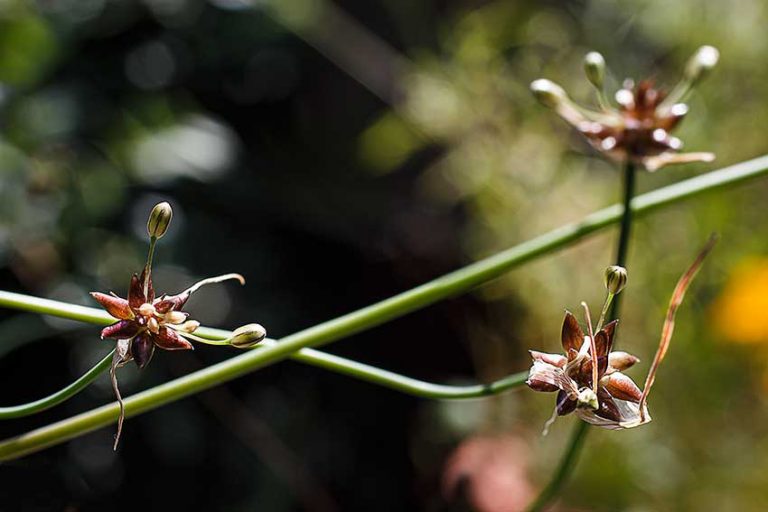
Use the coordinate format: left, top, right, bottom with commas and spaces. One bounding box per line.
604, 265, 628, 295
577, 388, 599, 410
147, 202, 173, 239
583, 51, 606, 89
229, 323, 267, 349
685, 45, 719, 83
530, 79, 567, 109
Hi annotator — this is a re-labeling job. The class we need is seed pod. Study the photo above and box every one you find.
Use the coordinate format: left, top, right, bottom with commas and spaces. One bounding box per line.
608, 351, 640, 371
583, 52, 606, 90
147, 202, 173, 239
604, 265, 628, 295
229, 323, 267, 349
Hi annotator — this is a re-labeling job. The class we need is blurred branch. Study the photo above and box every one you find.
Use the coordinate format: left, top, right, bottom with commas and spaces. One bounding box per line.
260, 0, 409, 105
1, 154, 768, 459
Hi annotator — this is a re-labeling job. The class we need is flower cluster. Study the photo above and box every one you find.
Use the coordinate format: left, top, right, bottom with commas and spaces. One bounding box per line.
526, 237, 716, 430
92, 202, 267, 448
531, 46, 719, 171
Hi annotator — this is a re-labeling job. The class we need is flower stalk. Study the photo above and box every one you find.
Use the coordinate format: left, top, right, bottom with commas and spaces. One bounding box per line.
0, 155, 768, 460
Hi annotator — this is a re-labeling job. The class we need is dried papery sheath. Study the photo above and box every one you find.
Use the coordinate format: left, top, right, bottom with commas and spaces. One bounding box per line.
525, 237, 716, 430
91, 202, 265, 449
531, 46, 719, 171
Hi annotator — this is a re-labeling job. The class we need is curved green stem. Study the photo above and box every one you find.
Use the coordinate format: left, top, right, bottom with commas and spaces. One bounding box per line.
0, 351, 114, 419
0, 292, 528, 417
0, 155, 767, 460
527, 162, 637, 512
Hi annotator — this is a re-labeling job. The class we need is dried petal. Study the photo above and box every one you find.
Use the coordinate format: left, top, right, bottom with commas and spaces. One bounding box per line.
556, 390, 577, 416
91, 293, 134, 320
599, 320, 618, 355
561, 311, 584, 358
131, 333, 155, 369
526, 361, 561, 393
529, 350, 567, 368
154, 292, 190, 314
100, 320, 140, 340
603, 373, 642, 403
596, 387, 621, 421
608, 351, 640, 371
153, 326, 193, 351
128, 273, 145, 309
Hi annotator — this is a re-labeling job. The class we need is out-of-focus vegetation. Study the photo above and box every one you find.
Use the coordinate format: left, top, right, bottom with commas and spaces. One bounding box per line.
0, 0, 767, 510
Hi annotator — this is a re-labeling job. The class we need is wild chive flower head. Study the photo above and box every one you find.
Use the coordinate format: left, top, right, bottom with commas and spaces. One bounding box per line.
531, 46, 719, 171
526, 237, 716, 430
92, 201, 266, 448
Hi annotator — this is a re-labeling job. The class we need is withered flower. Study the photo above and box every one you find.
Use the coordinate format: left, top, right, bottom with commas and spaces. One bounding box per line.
92, 202, 266, 448
531, 46, 719, 171
526, 236, 716, 430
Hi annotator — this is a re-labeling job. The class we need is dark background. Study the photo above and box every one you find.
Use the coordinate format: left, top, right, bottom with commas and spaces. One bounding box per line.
1, 0, 768, 511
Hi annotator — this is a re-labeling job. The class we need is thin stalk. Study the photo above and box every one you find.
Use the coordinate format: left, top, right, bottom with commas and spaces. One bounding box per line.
0, 155, 767, 460
526, 161, 636, 512
0, 351, 113, 419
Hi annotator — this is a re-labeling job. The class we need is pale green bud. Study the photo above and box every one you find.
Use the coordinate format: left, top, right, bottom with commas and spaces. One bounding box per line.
147, 202, 173, 239
229, 323, 267, 349
684, 45, 719, 85
530, 79, 568, 109
604, 265, 628, 295
583, 52, 606, 90
577, 388, 599, 410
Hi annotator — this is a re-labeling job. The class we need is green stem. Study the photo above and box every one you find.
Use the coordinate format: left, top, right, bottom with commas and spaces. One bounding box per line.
527, 161, 637, 512
0, 291, 528, 418
0, 351, 114, 419
0, 155, 767, 460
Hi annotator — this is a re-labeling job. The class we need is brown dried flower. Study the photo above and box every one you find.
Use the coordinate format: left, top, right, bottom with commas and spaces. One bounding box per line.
92, 202, 266, 448
531, 46, 719, 171
526, 236, 716, 430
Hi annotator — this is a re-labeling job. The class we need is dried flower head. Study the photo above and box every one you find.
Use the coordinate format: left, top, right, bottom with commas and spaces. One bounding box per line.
92, 201, 266, 448
526, 236, 716, 430
531, 46, 719, 171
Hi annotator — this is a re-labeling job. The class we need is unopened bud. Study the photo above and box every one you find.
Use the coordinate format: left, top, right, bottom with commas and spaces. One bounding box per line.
530, 79, 567, 109
684, 45, 719, 85
577, 387, 599, 410
147, 202, 173, 239
604, 265, 628, 295
229, 323, 267, 349
583, 52, 606, 90
178, 320, 200, 333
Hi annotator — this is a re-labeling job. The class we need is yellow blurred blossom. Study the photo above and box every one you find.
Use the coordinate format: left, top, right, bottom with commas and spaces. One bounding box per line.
712, 259, 768, 344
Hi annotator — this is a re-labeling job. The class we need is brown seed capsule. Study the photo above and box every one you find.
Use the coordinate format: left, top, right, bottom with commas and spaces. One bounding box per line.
147, 202, 173, 239
608, 351, 640, 371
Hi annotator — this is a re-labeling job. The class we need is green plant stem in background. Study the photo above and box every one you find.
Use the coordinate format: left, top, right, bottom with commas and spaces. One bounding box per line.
0, 155, 767, 460
526, 162, 638, 512
0, 291, 529, 418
